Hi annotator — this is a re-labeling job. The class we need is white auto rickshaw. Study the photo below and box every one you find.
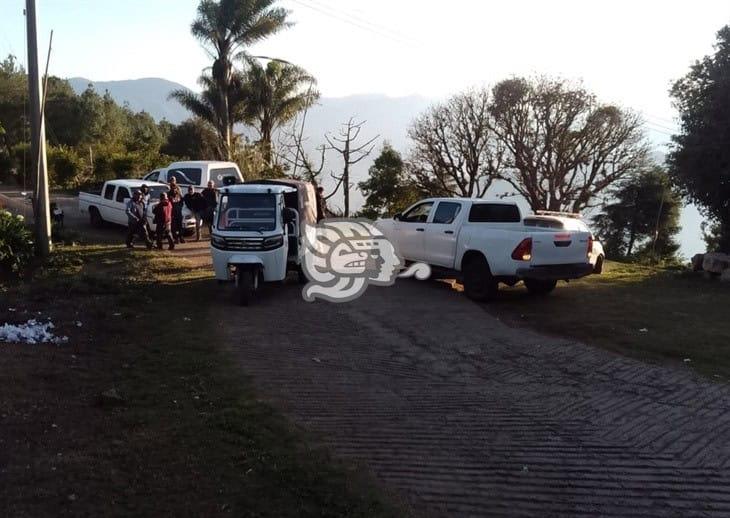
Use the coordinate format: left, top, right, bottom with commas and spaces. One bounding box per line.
210, 179, 318, 305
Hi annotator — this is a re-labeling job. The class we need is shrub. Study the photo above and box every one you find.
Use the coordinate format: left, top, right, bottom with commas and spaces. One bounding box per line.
48, 146, 85, 189
0, 209, 34, 274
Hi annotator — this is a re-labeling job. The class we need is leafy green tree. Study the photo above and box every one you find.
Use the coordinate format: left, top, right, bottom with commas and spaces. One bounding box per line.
170, 73, 246, 159
161, 118, 221, 159
669, 25, 730, 252
592, 167, 681, 261
241, 59, 318, 162
188, 0, 290, 159
358, 143, 420, 219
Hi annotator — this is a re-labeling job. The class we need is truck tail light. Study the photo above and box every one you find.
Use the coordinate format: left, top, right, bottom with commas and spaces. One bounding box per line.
511, 238, 532, 261
587, 234, 593, 257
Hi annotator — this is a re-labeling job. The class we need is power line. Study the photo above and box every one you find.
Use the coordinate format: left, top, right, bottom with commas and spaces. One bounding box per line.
303, 0, 422, 45
289, 0, 419, 47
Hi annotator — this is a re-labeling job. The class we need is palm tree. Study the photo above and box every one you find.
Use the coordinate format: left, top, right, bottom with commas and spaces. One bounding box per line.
189, 0, 290, 159
169, 73, 246, 160
241, 60, 319, 163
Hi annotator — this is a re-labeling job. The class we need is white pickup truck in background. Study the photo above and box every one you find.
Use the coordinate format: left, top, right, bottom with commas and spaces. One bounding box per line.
142, 161, 243, 189
78, 179, 196, 232
375, 198, 594, 300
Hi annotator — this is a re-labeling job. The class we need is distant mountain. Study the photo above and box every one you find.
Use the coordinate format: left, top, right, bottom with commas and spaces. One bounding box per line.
67, 77, 190, 123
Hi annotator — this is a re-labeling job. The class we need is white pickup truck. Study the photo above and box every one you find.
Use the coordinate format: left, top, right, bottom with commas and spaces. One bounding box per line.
78, 179, 196, 231
142, 161, 243, 189
375, 198, 594, 300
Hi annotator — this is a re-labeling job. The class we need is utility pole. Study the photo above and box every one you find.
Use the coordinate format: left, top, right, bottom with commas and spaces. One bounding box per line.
25, 0, 52, 256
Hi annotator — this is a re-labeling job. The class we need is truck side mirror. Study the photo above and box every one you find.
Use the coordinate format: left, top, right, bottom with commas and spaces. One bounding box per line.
393, 213, 401, 221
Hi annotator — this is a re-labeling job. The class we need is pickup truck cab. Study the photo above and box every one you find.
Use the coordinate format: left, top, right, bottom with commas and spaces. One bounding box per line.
142, 161, 243, 189
375, 198, 593, 300
79, 179, 195, 231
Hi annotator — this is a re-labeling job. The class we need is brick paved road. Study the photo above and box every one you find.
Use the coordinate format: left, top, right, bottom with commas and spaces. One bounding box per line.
218, 278, 730, 517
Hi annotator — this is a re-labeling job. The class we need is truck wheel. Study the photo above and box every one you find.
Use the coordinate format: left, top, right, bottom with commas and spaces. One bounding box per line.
462, 255, 497, 301
235, 266, 258, 306
593, 255, 604, 274
89, 207, 103, 228
524, 278, 557, 295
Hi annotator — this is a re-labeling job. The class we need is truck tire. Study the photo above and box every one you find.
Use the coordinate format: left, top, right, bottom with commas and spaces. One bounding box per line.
593, 255, 604, 274
462, 255, 497, 301
89, 207, 103, 228
524, 278, 557, 295
235, 266, 258, 306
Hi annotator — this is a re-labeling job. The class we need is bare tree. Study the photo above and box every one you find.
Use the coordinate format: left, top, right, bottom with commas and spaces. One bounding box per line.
407, 88, 504, 198
325, 118, 379, 217
489, 77, 650, 213
275, 114, 327, 183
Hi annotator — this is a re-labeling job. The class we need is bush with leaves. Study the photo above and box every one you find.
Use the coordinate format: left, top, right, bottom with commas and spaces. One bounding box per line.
0, 209, 33, 274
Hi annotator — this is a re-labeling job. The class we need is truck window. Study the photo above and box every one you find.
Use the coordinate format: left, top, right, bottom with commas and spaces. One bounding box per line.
401, 202, 433, 223
168, 168, 202, 186
211, 167, 242, 187
432, 202, 461, 224
469, 204, 521, 223
115, 187, 131, 202
103, 184, 116, 200
523, 217, 564, 229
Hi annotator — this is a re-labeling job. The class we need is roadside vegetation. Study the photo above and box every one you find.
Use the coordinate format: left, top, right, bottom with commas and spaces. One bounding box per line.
0, 245, 405, 517
489, 261, 730, 380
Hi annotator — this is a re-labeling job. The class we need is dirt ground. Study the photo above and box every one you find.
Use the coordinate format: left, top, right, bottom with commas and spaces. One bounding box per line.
213, 278, 730, 517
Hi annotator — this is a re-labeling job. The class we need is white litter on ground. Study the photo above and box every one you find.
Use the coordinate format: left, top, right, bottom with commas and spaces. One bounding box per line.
0, 319, 69, 345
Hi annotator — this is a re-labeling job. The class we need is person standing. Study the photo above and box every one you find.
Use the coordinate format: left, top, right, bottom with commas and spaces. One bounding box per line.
140, 184, 151, 205
152, 192, 175, 250
168, 177, 185, 244
202, 180, 218, 234
316, 186, 327, 222
183, 185, 207, 241
125, 190, 153, 249
140, 184, 153, 235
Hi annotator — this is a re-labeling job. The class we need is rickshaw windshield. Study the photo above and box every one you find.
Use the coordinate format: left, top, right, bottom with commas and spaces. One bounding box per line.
218, 193, 277, 232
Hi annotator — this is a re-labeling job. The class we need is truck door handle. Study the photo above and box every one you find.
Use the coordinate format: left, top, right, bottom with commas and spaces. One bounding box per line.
416, 228, 425, 232
444, 230, 454, 234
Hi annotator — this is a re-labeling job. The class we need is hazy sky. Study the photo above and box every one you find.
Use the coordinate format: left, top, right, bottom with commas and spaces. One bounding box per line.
2, 0, 728, 131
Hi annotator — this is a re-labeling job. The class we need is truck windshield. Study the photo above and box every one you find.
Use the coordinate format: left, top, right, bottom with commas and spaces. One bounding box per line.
218, 193, 277, 232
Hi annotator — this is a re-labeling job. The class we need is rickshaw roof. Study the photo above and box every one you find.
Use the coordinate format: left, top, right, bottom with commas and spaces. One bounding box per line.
221, 183, 296, 195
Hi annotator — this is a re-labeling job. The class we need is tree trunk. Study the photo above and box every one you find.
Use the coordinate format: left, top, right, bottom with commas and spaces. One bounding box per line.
343, 137, 350, 217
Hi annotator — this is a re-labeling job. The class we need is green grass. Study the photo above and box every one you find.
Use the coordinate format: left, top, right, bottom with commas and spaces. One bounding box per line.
1, 245, 406, 517
490, 260, 730, 380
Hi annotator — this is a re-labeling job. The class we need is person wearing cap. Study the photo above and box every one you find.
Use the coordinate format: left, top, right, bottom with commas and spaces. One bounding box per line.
152, 192, 175, 250
125, 190, 153, 249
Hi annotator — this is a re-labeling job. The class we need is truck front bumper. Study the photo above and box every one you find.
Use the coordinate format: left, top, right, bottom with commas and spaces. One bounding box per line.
516, 263, 593, 281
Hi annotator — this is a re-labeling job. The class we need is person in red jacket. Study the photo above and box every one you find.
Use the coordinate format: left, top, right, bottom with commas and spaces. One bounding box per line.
152, 192, 175, 250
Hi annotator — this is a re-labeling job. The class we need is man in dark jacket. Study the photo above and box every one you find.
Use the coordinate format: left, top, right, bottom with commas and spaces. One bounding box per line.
183, 185, 208, 241
201, 180, 217, 234
168, 178, 185, 244
152, 192, 175, 250
125, 190, 153, 249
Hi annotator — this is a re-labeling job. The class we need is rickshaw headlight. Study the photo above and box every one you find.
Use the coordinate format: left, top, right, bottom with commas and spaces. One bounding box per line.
263, 235, 284, 249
